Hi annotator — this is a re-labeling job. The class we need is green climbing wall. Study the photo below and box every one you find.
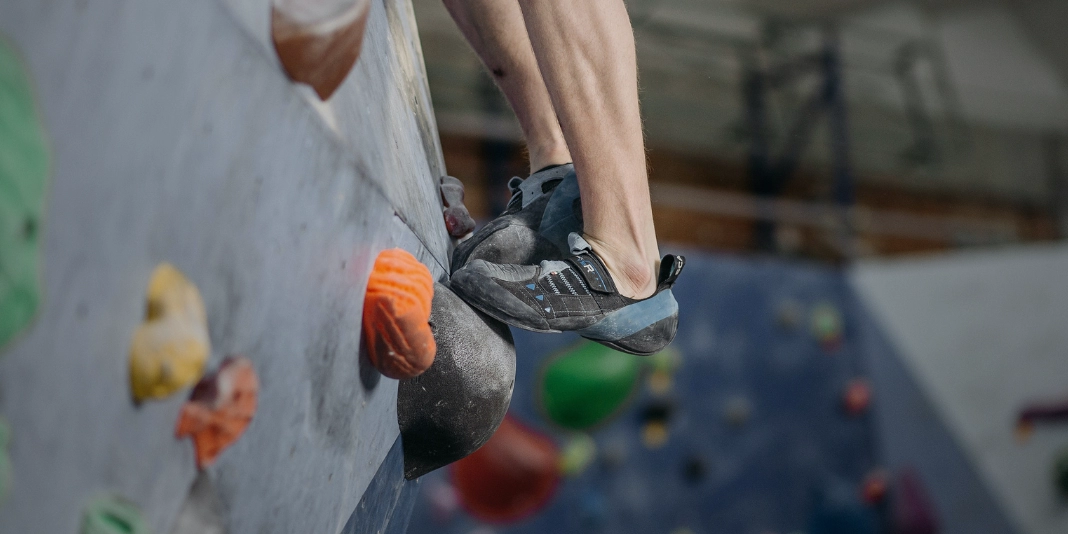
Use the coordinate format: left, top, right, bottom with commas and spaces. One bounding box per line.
0, 37, 47, 349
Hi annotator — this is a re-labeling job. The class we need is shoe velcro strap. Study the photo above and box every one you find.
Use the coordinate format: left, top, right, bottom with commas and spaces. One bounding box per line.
568, 253, 616, 294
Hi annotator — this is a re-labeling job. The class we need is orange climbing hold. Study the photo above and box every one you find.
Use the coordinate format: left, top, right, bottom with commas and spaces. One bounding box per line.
363, 249, 436, 379
175, 356, 259, 469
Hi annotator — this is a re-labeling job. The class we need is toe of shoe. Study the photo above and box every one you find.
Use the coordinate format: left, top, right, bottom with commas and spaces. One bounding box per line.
450, 266, 549, 330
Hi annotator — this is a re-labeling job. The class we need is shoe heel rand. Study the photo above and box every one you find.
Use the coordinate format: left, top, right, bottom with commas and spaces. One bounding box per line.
577, 290, 678, 342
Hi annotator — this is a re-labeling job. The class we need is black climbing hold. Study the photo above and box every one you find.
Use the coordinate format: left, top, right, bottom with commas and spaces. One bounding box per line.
397, 283, 516, 480
439, 176, 466, 207
682, 454, 708, 485
639, 399, 675, 426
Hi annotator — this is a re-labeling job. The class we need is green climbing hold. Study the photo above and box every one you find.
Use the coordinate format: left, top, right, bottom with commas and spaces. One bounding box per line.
1054, 446, 1068, 498
0, 36, 49, 350
81, 495, 151, 534
539, 341, 641, 430
0, 418, 11, 503
558, 433, 597, 476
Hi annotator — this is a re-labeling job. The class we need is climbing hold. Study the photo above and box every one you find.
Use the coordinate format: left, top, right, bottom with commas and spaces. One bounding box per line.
538, 340, 640, 430
558, 433, 597, 476
891, 469, 939, 534
175, 355, 259, 469
860, 469, 889, 505
646, 346, 681, 395
842, 378, 872, 416
1015, 394, 1068, 441
440, 176, 476, 238
451, 415, 560, 523
398, 283, 515, 479
811, 302, 844, 351
81, 495, 150, 534
271, 0, 372, 100
0, 39, 50, 350
439, 176, 465, 206
0, 418, 11, 503
638, 399, 675, 449
1054, 446, 1068, 498
682, 454, 708, 485
723, 395, 752, 428
129, 263, 210, 402
443, 207, 476, 238
363, 248, 435, 380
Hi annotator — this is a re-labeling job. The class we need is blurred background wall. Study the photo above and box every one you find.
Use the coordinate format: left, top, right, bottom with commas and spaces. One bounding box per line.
403, 1, 1068, 533
415, 0, 1068, 259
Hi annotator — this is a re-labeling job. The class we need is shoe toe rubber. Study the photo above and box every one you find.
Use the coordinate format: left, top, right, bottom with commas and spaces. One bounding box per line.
450, 264, 553, 332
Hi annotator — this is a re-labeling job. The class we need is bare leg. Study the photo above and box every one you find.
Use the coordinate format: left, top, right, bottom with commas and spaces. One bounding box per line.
518, 0, 659, 299
442, 0, 571, 173
444, 0, 659, 299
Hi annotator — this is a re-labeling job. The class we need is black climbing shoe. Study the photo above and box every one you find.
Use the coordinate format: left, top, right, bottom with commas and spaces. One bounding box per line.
451, 163, 581, 273
451, 233, 684, 356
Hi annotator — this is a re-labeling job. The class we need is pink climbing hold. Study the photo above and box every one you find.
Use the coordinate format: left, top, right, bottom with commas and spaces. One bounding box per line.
175, 356, 259, 469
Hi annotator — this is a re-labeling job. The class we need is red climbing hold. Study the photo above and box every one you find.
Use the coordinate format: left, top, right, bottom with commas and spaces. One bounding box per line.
860, 469, 889, 505
363, 249, 436, 379
842, 378, 872, 416
175, 356, 259, 469
451, 415, 560, 523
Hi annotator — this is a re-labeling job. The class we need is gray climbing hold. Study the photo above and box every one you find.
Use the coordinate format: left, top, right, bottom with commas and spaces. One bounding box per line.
439, 176, 475, 238
397, 283, 516, 480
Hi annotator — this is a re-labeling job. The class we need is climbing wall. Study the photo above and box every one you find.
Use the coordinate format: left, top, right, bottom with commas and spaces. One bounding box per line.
0, 0, 448, 531
852, 244, 1068, 534
405, 249, 1016, 534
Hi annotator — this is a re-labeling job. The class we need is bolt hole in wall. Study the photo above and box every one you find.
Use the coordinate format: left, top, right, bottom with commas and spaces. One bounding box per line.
405, 0, 1068, 532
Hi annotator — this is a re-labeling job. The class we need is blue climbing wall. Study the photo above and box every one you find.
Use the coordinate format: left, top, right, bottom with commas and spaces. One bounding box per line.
406, 248, 1013, 534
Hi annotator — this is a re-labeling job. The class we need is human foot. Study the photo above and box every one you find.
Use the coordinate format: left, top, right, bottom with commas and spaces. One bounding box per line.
451, 163, 582, 273
450, 233, 684, 355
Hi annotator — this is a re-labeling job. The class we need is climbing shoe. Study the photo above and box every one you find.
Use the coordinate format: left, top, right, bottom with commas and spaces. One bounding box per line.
451, 233, 684, 356
451, 163, 582, 273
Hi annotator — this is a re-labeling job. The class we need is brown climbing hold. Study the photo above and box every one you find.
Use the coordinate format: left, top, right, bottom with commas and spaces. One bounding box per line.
440, 176, 475, 238
175, 356, 259, 469
129, 263, 210, 403
363, 249, 435, 379
271, 0, 372, 100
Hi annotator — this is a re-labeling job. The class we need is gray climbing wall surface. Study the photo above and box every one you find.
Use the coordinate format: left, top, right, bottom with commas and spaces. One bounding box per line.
0, 0, 446, 531
851, 244, 1068, 534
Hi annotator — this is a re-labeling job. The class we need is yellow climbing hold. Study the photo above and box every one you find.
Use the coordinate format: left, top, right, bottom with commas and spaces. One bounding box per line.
129, 263, 209, 402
